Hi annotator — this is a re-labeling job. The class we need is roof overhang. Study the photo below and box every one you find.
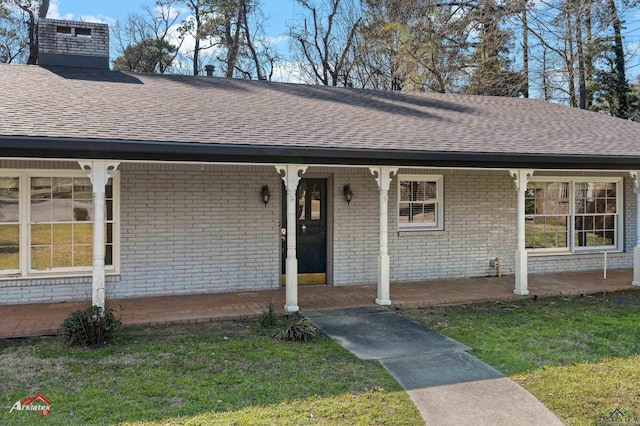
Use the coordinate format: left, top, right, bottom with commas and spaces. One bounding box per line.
2, 136, 640, 170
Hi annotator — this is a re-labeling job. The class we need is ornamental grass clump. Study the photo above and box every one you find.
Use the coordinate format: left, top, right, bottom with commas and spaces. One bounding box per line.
275, 313, 317, 342
61, 305, 122, 347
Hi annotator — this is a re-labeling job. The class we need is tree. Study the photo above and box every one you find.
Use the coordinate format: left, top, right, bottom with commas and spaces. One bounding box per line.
289, 0, 361, 86
12, 0, 49, 64
197, 0, 276, 79
112, 2, 183, 74
466, 0, 524, 96
178, 0, 217, 75
0, 1, 28, 63
112, 38, 178, 73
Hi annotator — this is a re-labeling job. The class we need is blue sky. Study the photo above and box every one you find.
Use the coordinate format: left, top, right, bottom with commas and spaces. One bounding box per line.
50, 0, 293, 37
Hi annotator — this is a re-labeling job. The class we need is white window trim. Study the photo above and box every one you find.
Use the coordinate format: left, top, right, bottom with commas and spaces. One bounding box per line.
527, 176, 623, 255
0, 169, 120, 279
397, 174, 444, 231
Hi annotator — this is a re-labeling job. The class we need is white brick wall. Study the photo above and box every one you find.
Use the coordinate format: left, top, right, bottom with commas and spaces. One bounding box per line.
0, 160, 634, 304
111, 163, 281, 298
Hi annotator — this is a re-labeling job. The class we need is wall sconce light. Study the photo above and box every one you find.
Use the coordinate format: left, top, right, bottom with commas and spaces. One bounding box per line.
261, 185, 270, 206
343, 184, 353, 205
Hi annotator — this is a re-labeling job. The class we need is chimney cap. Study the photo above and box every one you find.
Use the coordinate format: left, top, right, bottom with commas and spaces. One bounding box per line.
204, 64, 215, 77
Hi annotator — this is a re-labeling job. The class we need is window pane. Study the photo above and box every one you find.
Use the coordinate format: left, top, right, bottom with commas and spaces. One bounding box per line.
106, 223, 113, 244
106, 200, 113, 221
74, 223, 92, 244
0, 199, 19, 222
73, 178, 92, 199
31, 246, 51, 270
400, 182, 411, 202
51, 200, 73, 222
105, 245, 113, 265
52, 246, 72, 268
399, 204, 409, 223
575, 214, 616, 247
311, 183, 321, 220
73, 200, 92, 221
526, 216, 567, 249
0, 178, 19, 223
31, 199, 52, 223
105, 182, 113, 199
52, 177, 73, 199
0, 224, 19, 271
52, 224, 72, 245
31, 177, 51, 200
298, 184, 307, 220
31, 224, 51, 245
74, 245, 92, 267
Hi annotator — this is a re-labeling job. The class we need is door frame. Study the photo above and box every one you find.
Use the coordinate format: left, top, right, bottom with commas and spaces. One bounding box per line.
279, 173, 333, 286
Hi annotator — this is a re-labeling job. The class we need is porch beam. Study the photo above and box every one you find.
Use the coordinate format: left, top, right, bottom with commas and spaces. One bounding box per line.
370, 167, 399, 305
79, 160, 120, 310
510, 169, 534, 296
276, 164, 308, 313
630, 172, 640, 285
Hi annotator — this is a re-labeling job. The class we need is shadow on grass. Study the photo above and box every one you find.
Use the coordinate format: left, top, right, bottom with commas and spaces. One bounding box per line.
0, 321, 422, 426
398, 288, 640, 376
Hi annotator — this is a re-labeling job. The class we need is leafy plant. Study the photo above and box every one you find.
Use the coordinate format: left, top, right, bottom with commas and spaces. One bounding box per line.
60, 305, 122, 347
258, 302, 279, 328
275, 313, 317, 342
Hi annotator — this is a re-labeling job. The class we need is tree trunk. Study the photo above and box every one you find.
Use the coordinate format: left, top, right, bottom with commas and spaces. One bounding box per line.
522, 0, 529, 98
608, 0, 628, 117
575, 7, 586, 109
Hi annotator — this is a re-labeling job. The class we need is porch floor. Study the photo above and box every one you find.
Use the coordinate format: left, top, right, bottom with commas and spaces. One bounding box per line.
1, 269, 636, 339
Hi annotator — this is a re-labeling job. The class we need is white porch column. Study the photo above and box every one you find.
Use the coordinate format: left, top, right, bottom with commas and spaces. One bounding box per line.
510, 169, 534, 296
630, 172, 640, 285
276, 164, 308, 313
79, 161, 120, 310
370, 167, 398, 305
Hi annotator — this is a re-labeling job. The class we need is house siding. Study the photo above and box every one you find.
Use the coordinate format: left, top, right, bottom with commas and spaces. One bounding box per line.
0, 161, 635, 304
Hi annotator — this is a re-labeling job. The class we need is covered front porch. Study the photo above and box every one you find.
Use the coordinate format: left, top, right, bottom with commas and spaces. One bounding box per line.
1, 268, 635, 339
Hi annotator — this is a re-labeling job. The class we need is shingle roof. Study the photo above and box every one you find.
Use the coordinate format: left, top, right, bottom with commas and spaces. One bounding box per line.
1, 63, 639, 168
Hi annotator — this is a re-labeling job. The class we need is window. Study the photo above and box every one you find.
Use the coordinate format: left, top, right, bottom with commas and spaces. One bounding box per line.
398, 175, 443, 230
0, 171, 119, 277
525, 178, 622, 252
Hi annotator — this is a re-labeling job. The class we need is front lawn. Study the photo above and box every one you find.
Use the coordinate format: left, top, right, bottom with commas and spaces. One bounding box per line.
400, 289, 640, 425
0, 320, 422, 425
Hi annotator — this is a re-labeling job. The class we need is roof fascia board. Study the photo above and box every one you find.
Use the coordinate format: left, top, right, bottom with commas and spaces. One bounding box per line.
2, 136, 640, 170
0, 156, 637, 175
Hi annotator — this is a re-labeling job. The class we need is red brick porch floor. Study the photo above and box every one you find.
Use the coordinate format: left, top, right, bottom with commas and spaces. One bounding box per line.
1, 269, 636, 339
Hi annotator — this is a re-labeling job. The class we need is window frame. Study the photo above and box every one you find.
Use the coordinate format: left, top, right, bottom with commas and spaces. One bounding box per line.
397, 174, 444, 231
526, 176, 623, 255
0, 169, 120, 279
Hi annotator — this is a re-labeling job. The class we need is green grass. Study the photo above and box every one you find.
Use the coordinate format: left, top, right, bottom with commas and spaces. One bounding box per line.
400, 289, 640, 425
0, 320, 422, 426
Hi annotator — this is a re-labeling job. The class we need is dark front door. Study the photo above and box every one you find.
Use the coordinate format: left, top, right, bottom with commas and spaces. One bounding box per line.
282, 178, 327, 285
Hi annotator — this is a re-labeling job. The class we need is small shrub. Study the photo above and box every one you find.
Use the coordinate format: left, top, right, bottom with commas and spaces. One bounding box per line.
259, 302, 279, 328
61, 305, 122, 347
275, 314, 316, 342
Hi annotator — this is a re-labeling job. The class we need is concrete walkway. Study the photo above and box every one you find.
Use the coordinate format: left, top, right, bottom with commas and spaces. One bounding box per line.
0, 268, 635, 338
305, 307, 564, 425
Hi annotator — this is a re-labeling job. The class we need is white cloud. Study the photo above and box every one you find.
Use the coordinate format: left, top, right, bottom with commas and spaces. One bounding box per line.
270, 61, 312, 84
47, 0, 74, 20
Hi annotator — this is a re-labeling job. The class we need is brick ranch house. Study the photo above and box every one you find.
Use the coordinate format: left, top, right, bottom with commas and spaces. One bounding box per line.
1, 18, 640, 312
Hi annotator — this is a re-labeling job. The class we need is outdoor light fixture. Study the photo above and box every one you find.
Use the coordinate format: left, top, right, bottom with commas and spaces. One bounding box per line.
343, 184, 353, 205
261, 185, 270, 206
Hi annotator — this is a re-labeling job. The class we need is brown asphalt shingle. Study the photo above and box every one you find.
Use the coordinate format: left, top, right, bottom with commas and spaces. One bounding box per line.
1, 63, 639, 156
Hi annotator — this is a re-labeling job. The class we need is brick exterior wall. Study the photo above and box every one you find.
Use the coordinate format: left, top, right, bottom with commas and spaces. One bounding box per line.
0, 160, 634, 304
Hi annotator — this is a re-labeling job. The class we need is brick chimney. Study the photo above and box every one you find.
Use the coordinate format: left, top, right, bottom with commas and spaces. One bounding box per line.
38, 19, 109, 69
